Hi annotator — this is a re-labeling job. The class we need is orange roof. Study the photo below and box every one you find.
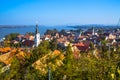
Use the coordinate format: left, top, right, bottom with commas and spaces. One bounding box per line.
0, 47, 11, 53
74, 42, 85, 46
79, 36, 85, 38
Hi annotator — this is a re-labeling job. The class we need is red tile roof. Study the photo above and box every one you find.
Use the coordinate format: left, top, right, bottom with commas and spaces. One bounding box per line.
73, 42, 89, 51
73, 42, 85, 46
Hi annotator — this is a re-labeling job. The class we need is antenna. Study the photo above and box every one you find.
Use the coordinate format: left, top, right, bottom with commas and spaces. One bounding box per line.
117, 18, 120, 27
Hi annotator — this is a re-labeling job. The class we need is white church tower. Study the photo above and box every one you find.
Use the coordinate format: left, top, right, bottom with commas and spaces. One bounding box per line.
34, 22, 40, 47
92, 27, 95, 35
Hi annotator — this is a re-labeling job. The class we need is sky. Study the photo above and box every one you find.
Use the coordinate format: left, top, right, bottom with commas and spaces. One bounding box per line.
0, 0, 120, 26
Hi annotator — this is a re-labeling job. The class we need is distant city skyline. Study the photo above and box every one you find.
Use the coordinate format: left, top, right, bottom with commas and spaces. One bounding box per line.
0, 0, 120, 26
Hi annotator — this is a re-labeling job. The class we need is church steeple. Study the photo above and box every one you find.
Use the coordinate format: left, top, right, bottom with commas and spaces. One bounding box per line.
36, 22, 38, 34
34, 21, 40, 47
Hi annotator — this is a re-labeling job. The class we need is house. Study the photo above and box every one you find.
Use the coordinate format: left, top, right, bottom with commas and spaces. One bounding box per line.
71, 46, 80, 59
73, 42, 89, 52
22, 40, 34, 47
11, 40, 19, 44
17, 35, 24, 41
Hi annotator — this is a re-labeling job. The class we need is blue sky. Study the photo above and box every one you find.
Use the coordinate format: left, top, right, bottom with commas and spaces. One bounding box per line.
0, 0, 120, 25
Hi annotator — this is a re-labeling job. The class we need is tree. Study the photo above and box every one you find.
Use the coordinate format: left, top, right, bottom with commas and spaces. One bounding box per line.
44, 29, 58, 36
27, 40, 51, 65
5, 33, 19, 41
49, 38, 57, 51
62, 44, 75, 79
60, 29, 66, 35
0, 57, 21, 80
26, 32, 34, 36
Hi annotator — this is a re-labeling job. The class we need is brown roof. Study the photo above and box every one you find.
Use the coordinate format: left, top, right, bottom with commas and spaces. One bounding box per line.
76, 46, 89, 51
22, 40, 34, 47
24, 34, 30, 39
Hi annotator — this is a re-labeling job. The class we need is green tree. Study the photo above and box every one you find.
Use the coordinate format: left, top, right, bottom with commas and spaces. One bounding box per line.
5, 33, 19, 41
1, 57, 21, 80
26, 32, 34, 36
49, 38, 57, 51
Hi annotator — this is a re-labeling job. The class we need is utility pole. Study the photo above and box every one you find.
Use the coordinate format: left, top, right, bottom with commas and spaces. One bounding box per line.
107, 43, 111, 60
48, 66, 51, 80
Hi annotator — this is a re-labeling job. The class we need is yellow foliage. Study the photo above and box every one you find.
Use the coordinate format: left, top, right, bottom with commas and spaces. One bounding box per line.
4, 57, 13, 65
0, 48, 28, 65
16, 51, 26, 58
0, 47, 11, 53
9, 49, 17, 56
111, 73, 114, 79
11, 49, 16, 53
53, 50, 65, 60
60, 54, 65, 60
117, 68, 120, 75
53, 50, 61, 55
5, 47, 11, 51
32, 50, 65, 75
